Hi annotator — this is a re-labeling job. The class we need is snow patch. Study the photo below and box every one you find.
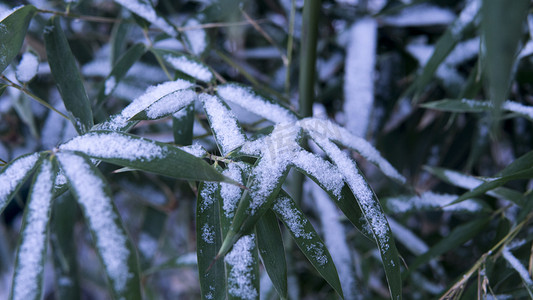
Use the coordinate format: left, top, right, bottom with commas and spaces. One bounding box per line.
220, 163, 245, 218
114, 0, 177, 37
183, 18, 207, 56
16, 52, 39, 83
386, 191, 482, 213
0, 153, 40, 207
381, 4, 455, 27
273, 196, 312, 239
225, 234, 258, 300
105, 76, 116, 96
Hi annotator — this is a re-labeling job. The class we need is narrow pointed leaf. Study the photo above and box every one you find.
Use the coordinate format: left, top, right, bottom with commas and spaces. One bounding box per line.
130, 88, 197, 120
59, 131, 233, 183
0, 152, 43, 214
0, 5, 37, 75
97, 43, 147, 103
153, 48, 214, 82
272, 192, 344, 298
57, 152, 142, 300
422, 99, 533, 120
225, 234, 260, 300
44, 16, 93, 134
9, 159, 55, 300
173, 103, 195, 145
256, 210, 288, 300
196, 182, 226, 300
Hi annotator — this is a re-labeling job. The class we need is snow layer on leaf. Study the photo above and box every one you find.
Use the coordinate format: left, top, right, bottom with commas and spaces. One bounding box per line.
292, 150, 343, 198
183, 18, 207, 56
178, 143, 205, 158
502, 246, 533, 285
386, 191, 482, 213
220, 163, 246, 218
100, 80, 193, 130
0, 5, 23, 22
450, 0, 480, 37
442, 169, 484, 189
114, 0, 177, 37
12, 160, 53, 300
201, 94, 245, 155
381, 4, 455, 27
60, 132, 164, 161
16, 52, 39, 83
0, 153, 40, 207
57, 152, 131, 292
273, 196, 312, 239
307, 180, 357, 300
387, 217, 428, 255
300, 118, 405, 183
344, 17, 377, 138
199, 182, 217, 212
224, 234, 258, 300
104, 76, 116, 96
310, 131, 391, 251
145, 89, 197, 119
163, 55, 213, 82
217, 84, 297, 124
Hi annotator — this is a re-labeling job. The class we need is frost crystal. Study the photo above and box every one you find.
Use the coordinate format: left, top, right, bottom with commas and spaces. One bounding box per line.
381, 4, 455, 27
305, 243, 328, 266
16, 52, 39, 83
502, 246, 533, 285
164, 55, 213, 82
0, 153, 40, 208
217, 84, 297, 124
60, 132, 164, 161
273, 196, 312, 239
12, 161, 53, 300
225, 234, 258, 300
201, 94, 246, 155
57, 153, 131, 292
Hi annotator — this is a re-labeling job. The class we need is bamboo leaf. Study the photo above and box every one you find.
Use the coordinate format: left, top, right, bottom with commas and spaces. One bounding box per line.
0, 5, 37, 75
113, 0, 177, 37
57, 152, 142, 300
256, 210, 288, 300
153, 48, 214, 82
272, 192, 344, 298
59, 131, 233, 183
422, 99, 533, 121
9, 159, 55, 300
172, 103, 195, 145
44, 16, 94, 134
196, 182, 226, 300
143, 252, 197, 275
0, 152, 43, 214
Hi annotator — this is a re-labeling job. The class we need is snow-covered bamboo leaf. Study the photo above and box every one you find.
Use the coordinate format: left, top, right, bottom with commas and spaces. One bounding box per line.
482, 0, 529, 120
130, 88, 197, 120
501, 246, 533, 295
196, 182, 226, 300
217, 83, 298, 124
300, 117, 405, 183
56, 152, 142, 300
113, 0, 177, 37
173, 103, 194, 145
310, 132, 401, 300
97, 79, 193, 131
422, 99, 533, 120
97, 43, 147, 102
256, 210, 287, 300
59, 131, 232, 183
182, 18, 208, 57
44, 16, 93, 134
0, 5, 37, 75
9, 159, 55, 300
219, 163, 247, 235
153, 49, 214, 82
0, 152, 43, 214
201, 94, 246, 156
272, 192, 344, 298
225, 234, 260, 300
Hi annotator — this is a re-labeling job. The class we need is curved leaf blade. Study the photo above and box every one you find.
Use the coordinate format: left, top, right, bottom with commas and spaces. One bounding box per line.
57, 152, 142, 300
0, 5, 37, 75
0, 152, 43, 214
9, 159, 55, 300
44, 16, 93, 134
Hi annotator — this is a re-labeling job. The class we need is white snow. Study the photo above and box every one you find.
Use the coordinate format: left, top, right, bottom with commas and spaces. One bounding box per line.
60, 132, 164, 161
292, 150, 344, 198
144, 89, 197, 119
201, 94, 246, 155
387, 217, 428, 255
199, 182, 217, 212
11, 160, 53, 300
57, 152, 132, 292
386, 191, 482, 213
343, 17, 377, 138
224, 234, 258, 300
105, 76, 116, 96
220, 163, 245, 218
305, 243, 328, 266
114, 0, 177, 37
502, 246, 533, 285
163, 55, 213, 82
381, 4, 455, 27
178, 144, 206, 158
201, 223, 215, 244
0, 5, 23, 22
273, 196, 312, 239
16, 52, 39, 83
450, 0, 481, 37
0, 153, 40, 208
217, 84, 298, 124
183, 18, 207, 56
176, 252, 198, 266
138, 233, 158, 258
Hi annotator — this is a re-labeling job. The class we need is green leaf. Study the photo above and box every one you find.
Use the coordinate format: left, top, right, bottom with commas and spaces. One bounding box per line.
44, 16, 94, 134
152, 48, 214, 82
110, 21, 131, 65
482, 0, 529, 122
57, 152, 142, 300
173, 103, 195, 146
9, 159, 56, 300
196, 182, 226, 300
256, 210, 288, 300
0, 152, 43, 214
225, 234, 260, 300
272, 192, 344, 298
129, 88, 197, 120
59, 131, 234, 183
96, 43, 147, 103
0, 5, 37, 75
